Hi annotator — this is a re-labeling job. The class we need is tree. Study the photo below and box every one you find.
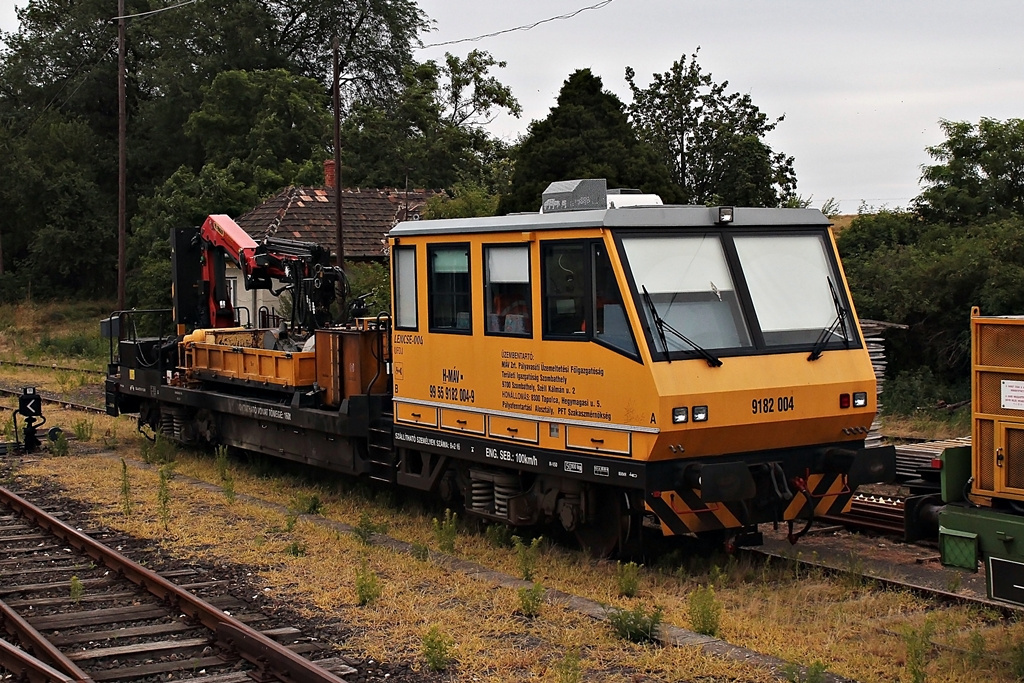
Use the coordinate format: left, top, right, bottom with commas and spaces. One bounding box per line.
423, 184, 500, 219
625, 49, 797, 207
127, 164, 263, 309
128, 69, 332, 308
0, 112, 114, 300
839, 211, 1024, 392
185, 69, 332, 196
498, 69, 677, 214
0, 0, 427, 299
914, 117, 1024, 224
342, 50, 520, 191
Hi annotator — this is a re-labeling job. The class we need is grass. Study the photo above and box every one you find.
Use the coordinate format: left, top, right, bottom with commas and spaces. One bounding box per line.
15, 446, 789, 681
17, 444, 1024, 681
4, 302, 1022, 683
880, 412, 971, 441
0, 301, 112, 369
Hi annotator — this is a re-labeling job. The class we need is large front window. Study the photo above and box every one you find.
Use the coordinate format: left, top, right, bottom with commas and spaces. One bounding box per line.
622, 235, 752, 355
620, 231, 853, 359
733, 234, 854, 346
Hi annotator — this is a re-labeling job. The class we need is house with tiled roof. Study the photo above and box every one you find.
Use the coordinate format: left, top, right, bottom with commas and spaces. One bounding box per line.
226, 161, 438, 325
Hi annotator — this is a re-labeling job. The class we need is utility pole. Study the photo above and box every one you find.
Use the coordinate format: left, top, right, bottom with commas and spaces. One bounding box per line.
332, 36, 346, 318
117, 0, 127, 310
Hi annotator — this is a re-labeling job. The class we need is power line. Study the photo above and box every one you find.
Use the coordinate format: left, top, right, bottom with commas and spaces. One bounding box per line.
13, 35, 119, 138
111, 0, 198, 22
420, 0, 615, 49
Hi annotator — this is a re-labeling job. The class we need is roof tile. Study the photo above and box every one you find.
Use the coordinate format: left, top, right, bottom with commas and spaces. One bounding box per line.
235, 186, 440, 260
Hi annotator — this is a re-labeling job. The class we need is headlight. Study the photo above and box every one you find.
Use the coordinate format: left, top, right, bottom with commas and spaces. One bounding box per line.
692, 405, 709, 422
853, 392, 868, 408
672, 407, 688, 424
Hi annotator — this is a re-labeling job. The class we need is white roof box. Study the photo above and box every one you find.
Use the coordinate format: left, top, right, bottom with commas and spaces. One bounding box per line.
540, 178, 662, 213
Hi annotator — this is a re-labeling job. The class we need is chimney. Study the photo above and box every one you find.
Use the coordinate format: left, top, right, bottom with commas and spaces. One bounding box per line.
323, 159, 336, 188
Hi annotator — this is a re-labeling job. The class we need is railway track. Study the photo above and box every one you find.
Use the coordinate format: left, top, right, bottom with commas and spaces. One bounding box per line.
0, 379, 965, 542
822, 493, 906, 535
0, 485, 356, 683
0, 375, 967, 544
0, 360, 105, 376
0, 386, 106, 415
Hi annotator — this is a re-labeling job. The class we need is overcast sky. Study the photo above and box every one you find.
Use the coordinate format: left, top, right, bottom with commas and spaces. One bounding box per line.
3, 0, 1022, 214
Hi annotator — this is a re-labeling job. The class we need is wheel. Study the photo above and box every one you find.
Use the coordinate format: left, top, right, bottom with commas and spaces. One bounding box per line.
574, 487, 643, 558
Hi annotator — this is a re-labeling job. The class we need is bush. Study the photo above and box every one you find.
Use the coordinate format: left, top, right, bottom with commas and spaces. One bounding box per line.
422, 625, 454, 672
71, 418, 93, 442
141, 433, 175, 464
344, 260, 391, 318
51, 432, 69, 457
616, 561, 642, 598
432, 508, 458, 554
32, 331, 106, 360
157, 464, 173, 531
290, 492, 324, 515
355, 561, 382, 605
782, 660, 827, 683
688, 583, 722, 637
882, 366, 969, 416
513, 535, 543, 581
517, 582, 544, 618
69, 575, 84, 603
485, 523, 513, 548
120, 458, 133, 517
553, 649, 582, 683
606, 604, 662, 643
353, 512, 388, 545
902, 619, 935, 683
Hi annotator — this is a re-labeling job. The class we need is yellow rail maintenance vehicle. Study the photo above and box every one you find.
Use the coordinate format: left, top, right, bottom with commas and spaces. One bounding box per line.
388, 179, 895, 555
104, 179, 895, 558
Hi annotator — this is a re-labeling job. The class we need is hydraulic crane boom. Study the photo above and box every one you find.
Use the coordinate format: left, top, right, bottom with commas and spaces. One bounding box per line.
190, 215, 341, 331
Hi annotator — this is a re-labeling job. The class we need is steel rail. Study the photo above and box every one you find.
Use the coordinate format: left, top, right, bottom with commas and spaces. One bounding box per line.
0, 598, 94, 682
0, 360, 104, 376
0, 486, 347, 683
822, 495, 906, 534
0, 387, 106, 415
0, 635, 85, 683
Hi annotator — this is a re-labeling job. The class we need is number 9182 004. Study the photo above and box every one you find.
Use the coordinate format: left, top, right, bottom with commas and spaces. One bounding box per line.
751, 396, 795, 414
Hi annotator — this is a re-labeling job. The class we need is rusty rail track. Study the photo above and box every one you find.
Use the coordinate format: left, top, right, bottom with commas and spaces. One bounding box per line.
0, 387, 106, 415
821, 494, 907, 535
0, 360, 105, 376
0, 486, 353, 683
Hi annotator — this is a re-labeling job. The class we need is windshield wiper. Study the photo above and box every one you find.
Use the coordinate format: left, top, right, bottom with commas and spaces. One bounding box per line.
641, 286, 723, 367
807, 277, 851, 361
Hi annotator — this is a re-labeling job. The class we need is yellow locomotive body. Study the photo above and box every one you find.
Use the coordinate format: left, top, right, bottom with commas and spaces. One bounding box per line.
388, 181, 893, 553
107, 179, 894, 557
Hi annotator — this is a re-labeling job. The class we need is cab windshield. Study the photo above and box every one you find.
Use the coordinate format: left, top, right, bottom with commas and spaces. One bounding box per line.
620, 231, 854, 360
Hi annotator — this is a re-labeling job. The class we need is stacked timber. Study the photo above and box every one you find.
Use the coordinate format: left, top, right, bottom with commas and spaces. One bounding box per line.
860, 319, 907, 449
893, 436, 972, 481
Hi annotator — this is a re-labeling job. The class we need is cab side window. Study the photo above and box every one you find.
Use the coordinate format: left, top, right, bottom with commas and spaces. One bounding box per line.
542, 240, 638, 356
593, 243, 637, 356
542, 242, 586, 337
485, 245, 531, 336
428, 244, 471, 333
393, 246, 417, 329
